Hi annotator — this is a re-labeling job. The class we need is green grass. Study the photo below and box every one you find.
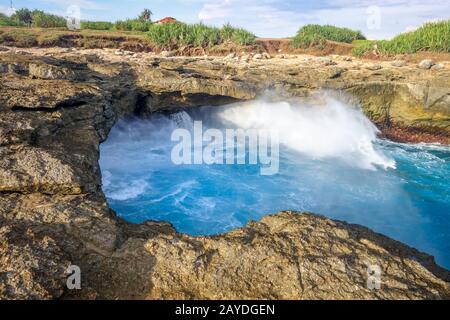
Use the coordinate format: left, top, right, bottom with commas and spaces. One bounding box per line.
353, 20, 450, 56
146, 22, 256, 47
292, 24, 366, 48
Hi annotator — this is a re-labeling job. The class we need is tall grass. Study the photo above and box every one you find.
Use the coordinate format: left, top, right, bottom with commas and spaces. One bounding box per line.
146, 22, 256, 47
114, 19, 152, 32
81, 21, 114, 30
292, 24, 366, 48
353, 20, 450, 56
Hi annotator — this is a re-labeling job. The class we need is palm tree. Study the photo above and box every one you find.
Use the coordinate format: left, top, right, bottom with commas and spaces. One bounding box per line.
139, 9, 153, 22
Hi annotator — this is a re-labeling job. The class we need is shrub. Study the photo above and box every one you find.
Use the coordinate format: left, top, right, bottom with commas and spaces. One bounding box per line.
81, 21, 114, 30
292, 24, 366, 48
11, 8, 33, 25
0, 9, 66, 28
146, 22, 256, 47
0, 13, 24, 26
353, 20, 450, 56
31, 10, 66, 28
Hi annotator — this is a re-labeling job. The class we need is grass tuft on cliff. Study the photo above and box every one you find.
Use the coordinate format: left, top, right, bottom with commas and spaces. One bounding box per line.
353, 20, 450, 56
292, 24, 366, 48
146, 22, 256, 47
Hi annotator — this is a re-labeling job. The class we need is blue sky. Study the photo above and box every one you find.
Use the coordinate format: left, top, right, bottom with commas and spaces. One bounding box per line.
1, 0, 449, 39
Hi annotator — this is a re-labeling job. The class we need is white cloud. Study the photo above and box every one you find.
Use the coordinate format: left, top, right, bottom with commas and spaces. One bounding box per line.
196, 0, 449, 38
198, 0, 232, 20
197, 0, 314, 37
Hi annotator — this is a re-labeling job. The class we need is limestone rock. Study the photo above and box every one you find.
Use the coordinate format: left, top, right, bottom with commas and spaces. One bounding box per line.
418, 59, 434, 69
253, 53, 263, 60
160, 50, 176, 58
224, 53, 235, 60
317, 57, 337, 66
0, 223, 71, 300
364, 63, 382, 70
240, 54, 250, 62
431, 63, 445, 70
146, 212, 450, 300
391, 60, 407, 67
0, 49, 449, 300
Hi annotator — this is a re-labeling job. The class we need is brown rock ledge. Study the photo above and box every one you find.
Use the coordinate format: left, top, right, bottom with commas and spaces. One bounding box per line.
0, 48, 449, 300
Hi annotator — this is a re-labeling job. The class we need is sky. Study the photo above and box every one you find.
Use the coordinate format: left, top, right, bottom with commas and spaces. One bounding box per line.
0, 0, 449, 39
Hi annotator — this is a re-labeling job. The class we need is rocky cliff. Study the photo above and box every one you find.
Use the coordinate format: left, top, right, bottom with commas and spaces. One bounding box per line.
0, 48, 449, 299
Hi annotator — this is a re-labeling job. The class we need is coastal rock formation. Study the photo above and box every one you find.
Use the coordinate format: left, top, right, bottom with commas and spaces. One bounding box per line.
0, 48, 449, 300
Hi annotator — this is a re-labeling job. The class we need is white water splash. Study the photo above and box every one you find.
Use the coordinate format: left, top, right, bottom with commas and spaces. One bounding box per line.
218, 97, 396, 170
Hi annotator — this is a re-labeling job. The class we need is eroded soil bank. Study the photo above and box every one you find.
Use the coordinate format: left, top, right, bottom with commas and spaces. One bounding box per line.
0, 47, 449, 299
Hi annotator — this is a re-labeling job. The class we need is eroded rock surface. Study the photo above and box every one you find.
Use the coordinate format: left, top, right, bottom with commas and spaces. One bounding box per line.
0, 48, 449, 300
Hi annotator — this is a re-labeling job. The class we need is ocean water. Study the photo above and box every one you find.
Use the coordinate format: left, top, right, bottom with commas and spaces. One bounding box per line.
99, 97, 450, 269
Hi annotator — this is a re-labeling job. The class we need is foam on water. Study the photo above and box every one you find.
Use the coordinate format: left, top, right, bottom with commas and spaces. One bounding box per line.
99, 97, 450, 268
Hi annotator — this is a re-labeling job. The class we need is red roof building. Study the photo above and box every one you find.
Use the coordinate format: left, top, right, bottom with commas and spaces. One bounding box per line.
156, 17, 177, 24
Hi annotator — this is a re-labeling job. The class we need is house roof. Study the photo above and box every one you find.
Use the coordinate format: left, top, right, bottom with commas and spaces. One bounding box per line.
156, 17, 177, 24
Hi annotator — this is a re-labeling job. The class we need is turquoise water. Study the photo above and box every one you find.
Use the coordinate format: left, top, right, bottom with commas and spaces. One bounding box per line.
100, 98, 450, 269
